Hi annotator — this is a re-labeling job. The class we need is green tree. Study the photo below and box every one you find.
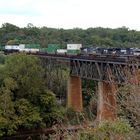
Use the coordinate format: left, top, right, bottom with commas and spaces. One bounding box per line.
0, 78, 18, 136
1, 23, 19, 33
0, 54, 64, 136
15, 98, 42, 129
7, 39, 19, 45
4, 54, 45, 102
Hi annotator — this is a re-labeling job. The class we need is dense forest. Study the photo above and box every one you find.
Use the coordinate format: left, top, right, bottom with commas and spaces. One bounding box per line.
0, 54, 66, 137
1, 23, 140, 48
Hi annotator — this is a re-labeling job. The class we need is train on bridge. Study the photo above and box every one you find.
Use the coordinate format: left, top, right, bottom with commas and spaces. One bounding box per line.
1, 43, 140, 56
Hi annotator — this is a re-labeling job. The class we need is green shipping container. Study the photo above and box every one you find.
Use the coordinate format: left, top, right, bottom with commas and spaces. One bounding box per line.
47, 44, 60, 53
25, 44, 41, 49
0, 45, 5, 51
67, 49, 81, 54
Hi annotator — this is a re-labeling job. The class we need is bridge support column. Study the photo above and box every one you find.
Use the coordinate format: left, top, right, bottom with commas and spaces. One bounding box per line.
67, 76, 83, 112
97, 81, 117, 122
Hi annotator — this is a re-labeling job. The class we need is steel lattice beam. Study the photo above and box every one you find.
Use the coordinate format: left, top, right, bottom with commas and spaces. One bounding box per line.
38, 55, 140, 83
70, 58, 140, 83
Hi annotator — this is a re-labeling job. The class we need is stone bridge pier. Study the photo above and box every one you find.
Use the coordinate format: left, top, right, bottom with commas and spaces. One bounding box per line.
96, 82, 117, 122
67, 76, 117, 122
67, 76, 83, 112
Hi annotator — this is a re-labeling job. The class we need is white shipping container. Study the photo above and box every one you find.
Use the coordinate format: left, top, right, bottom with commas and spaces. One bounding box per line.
19, 44, 25, 49
29, 49, 39, 53
5, 45, 20, 50
12, 45, 20, 50
67, 44, 82, 50
5, 45, 13, 50
57, 49, 67, 54
19, 48, 29, 52
19, 48, 39, 53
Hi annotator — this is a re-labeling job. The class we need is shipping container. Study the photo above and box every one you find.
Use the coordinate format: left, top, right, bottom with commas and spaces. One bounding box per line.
5, 45, 13, 50
47, 44, 60, 53
67, 49, 81, 54
19, 48, 39, 53
25, 44, 41, 49
19, 44, 25, 49
0, 45, 5, 51
5, 45, 19, 50
12, 45, 20, 50
67, 44, 82, 50
39, 48, 48, 53
57, 49, 67, 54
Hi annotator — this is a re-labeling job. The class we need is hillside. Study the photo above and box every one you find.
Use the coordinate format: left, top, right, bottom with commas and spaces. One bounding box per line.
1, 23, 140, 48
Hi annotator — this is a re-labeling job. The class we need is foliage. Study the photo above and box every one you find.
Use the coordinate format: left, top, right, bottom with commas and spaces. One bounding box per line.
98, 119, 132, 134
0, 55, 5, 64
39, 91, 65, 126
0, 77, 18, 135
53, 119, 133, 140
15, 99, 42, 129
75, 119, 133, 140
0, 54, 64, 136
64, 108, 87, 125
3, 54, 46, 103
1, 23, 140, 48
43, 61, 69, 102
6, 39, 19, 45
117, 84, 140, 134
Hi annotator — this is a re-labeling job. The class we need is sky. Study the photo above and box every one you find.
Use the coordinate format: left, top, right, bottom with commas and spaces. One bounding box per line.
0, 0, 140, 30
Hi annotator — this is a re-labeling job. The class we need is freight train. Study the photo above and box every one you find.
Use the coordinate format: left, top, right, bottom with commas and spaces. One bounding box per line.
1, 44, 82, 55
1, 43, 140, 56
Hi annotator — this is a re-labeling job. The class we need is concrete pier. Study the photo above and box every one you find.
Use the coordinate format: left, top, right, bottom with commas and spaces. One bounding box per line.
67, 76, 83, 112
97, 82, 117, 122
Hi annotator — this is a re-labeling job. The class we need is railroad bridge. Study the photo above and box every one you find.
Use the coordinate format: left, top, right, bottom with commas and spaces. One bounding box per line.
39, 54, 140, 123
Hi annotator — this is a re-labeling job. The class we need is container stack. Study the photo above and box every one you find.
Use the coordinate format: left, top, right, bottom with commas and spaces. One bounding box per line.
67, 44, 82, 55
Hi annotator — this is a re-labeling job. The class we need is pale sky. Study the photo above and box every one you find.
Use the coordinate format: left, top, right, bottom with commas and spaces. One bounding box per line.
0, 0, 140, 30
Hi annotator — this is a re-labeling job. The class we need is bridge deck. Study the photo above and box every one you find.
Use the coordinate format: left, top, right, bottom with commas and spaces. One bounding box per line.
35, 53, 140, 63
35, 53, 140, 83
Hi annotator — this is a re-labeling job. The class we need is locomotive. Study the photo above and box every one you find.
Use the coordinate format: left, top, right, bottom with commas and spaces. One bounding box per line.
81, 46, 140, 56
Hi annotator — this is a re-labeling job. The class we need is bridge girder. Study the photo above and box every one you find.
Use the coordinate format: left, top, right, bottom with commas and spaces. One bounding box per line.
70, 58, 139, 83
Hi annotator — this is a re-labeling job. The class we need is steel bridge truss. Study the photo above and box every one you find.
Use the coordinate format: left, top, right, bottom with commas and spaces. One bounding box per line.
39, 55, 140, 84
70, 58, 140, 84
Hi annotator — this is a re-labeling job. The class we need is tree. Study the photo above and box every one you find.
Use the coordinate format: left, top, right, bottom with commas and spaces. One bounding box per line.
15, 98, 42, 129
4, 54, 45, 102
0, 78, 18, 136
7, 39, 19, 45
0, 54, 64, 136
117, 84, 140, 134
1, 23, 19, 33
